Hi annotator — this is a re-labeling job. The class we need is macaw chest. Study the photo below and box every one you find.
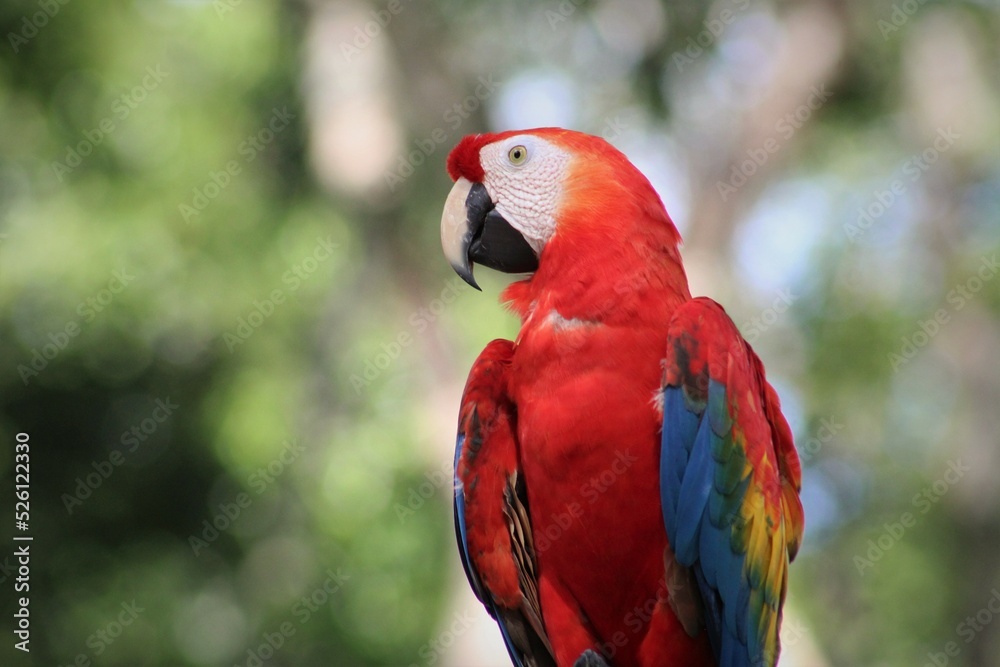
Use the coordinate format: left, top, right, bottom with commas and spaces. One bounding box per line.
508, 323, 668, 562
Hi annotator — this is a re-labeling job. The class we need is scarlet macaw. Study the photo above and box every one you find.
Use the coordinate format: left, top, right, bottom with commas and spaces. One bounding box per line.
441, 128, 804, 667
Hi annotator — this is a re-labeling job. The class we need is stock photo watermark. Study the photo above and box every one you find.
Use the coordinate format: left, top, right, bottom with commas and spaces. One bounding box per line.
338, 0, 414, 62
189, 438, 305, 556
222, 235, 339, 352
924, 588, 1000, 667
233, 567, 350, 667
51, 65, 170, 181
7, 0, 72, 53
213, 0, 257, 19
878, 0, 932, 39
18, 268, 136, 385
544, 0, 585, 30
741, 288, 796, 344
349, 275, 466, 394
61, 397, 179, 514
534, 449, 638, 553
383, 75, 501, 192
671, 0, 752, 71
717, 84, 831, 201
797, 416, 845, 464
844, 127, 959, 243
853, 459, 969, 576
395, 459, 452, 522
407, 609, 477, 667
888, 254, 998, 372
179, 106, 295, 223
56, 600, 144, 667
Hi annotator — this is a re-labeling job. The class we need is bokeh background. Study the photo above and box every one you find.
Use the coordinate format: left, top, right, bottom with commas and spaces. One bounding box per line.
1, 0, 999, 665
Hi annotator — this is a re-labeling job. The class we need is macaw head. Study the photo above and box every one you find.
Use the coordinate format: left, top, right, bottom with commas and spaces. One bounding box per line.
440, 127, 680, 291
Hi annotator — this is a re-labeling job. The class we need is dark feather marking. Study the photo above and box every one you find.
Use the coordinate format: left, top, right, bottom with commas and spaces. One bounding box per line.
573, 649, 611, 667
467, 408, 485, 462
672, 331, 707, 401
453, 340, 557, 667
502, 471, 556, 664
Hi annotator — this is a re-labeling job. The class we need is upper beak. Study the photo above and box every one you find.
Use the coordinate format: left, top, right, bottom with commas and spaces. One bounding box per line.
440, 177, 539, 290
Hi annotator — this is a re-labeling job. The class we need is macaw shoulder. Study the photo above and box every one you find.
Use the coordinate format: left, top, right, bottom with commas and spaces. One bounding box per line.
668, 296, 803, 540
665, 297, 744, 366
665, 297, 787, 468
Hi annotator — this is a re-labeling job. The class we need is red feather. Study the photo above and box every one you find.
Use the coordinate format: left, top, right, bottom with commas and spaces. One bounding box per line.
451, 129, 800, 667
446, 133, 490, 182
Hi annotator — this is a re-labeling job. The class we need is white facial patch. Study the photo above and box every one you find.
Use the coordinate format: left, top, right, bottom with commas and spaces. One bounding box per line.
479, 135, 572, 254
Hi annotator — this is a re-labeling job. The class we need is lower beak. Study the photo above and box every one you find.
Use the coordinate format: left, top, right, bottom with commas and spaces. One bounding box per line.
440, 177, 539, 290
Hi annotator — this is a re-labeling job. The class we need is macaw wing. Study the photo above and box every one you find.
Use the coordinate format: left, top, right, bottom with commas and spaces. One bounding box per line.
453, 340, 555, 667
660, 298, 804, 667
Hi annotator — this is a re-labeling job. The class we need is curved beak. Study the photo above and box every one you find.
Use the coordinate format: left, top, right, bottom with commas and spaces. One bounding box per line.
440, 177, 539, 290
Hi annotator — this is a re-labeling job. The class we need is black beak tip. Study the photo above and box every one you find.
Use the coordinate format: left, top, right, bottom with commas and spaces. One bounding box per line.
452, 262, 481, 291
445, 181, 536, 292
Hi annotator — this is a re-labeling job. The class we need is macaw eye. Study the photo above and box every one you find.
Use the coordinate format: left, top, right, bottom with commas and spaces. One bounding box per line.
508, 145, 528, 165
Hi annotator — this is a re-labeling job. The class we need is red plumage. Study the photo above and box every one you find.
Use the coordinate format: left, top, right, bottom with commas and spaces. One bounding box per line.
449, 129, 802, 667
446, 133, 490, 182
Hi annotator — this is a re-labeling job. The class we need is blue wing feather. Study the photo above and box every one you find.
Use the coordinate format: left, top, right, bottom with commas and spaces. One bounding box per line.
660, 387, 698, 540
673, 413, 716, 564
661, 375, 754, 666
660, 297, 801, 667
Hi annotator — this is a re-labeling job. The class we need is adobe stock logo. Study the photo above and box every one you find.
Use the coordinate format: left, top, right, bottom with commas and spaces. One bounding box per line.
18, 268, 136, 385
349, 276, 466, 394
233, 567, 350, 667
51, 65, 170, 181
382, 76, 501, 192
844, 127, 959, 243
179, 107, 295, 223
61, 397, 179, 514
853, 459, 969, 576
7, 0, 72, 54
188, 439, 305, 556
338, 0, 414, 62
534, 450, 638, 553
716, 85, 831, 201
887, 254, 998, 372
670, 0, 752, 71
925, 588, 1000, 667
222, 236, 339, 352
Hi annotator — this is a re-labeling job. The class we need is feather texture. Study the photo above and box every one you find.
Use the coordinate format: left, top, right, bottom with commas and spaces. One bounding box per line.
453, 339, 556, 667
660, 298, 804, 667
445, 128, 801, 667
